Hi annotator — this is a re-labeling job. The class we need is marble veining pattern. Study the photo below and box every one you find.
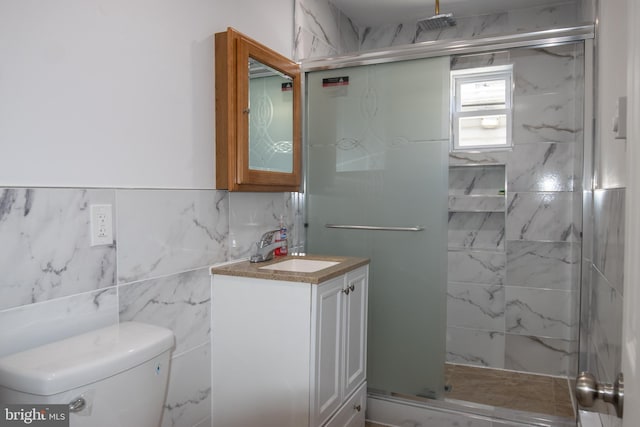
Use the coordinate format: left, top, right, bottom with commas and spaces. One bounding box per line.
119, 268, 211, 356
0, 287, 117, 358
505, 287, 577, 340
506, 192, 579, 242
508, 3, 579, 32
116, 189, 228, 284
0, 188, 116, 310
447, 282, 505, 331
505, 334, 577, 377
162, 343, 211, 427
511, 45, 582, 96
449, 151, 507, 166
506, 241, 578, 290
514, 93, 579, 144
593, 189, 625, 294
294, 27, 338, 60
507, 143, 577, 192
294, 0, 343, 60
348, 3, 580, 55
337, 6, 360, 54
448, 250, 506, 285
296, 0, 340, 51
448, 212, 505, 250
446, 327, 505, 368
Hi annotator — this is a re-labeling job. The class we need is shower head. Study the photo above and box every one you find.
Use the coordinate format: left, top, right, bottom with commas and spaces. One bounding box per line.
417, 0, 456, 31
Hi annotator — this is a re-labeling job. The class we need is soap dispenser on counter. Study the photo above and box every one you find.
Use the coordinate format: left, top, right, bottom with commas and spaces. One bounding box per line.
274, 215, 288, 257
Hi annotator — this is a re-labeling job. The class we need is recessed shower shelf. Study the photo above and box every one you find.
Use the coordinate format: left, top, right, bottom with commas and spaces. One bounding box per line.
448, 195, 505, 212
447, 246, 506, 254
449, 162, 506, 168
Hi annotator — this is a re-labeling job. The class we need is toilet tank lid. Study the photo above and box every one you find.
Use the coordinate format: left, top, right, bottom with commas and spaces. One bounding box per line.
0, 322, 175, 396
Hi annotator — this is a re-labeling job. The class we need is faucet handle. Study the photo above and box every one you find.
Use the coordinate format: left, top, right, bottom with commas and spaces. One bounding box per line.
257, 229, 279, 247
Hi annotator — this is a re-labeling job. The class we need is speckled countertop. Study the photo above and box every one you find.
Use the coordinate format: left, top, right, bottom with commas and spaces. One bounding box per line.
210, 254, 369, 284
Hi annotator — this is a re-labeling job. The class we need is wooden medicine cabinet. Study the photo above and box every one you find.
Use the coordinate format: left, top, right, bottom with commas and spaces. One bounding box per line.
215, 27, 301, 192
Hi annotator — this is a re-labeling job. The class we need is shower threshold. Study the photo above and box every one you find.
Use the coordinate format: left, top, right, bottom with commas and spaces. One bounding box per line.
366, 364, 576, 427
444, 363, 575, 419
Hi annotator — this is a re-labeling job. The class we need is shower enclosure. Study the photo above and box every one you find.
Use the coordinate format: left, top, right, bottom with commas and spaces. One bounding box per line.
302, 27, 592, 426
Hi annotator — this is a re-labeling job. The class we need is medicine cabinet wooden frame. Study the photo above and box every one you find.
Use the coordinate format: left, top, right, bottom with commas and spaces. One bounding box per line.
215, 27, 301, 192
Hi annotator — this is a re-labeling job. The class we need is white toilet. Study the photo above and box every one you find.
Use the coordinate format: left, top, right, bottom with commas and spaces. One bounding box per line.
0, 322, 175, 427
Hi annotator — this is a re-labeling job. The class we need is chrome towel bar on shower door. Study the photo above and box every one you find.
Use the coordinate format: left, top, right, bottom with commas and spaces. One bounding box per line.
325, 224, 425, 232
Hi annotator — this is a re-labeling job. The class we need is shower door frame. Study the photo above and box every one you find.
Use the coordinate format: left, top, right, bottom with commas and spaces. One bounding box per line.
296, 25, 595, 427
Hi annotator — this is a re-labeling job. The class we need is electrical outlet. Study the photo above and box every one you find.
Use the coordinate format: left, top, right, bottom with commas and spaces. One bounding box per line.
90, 204, 113, 246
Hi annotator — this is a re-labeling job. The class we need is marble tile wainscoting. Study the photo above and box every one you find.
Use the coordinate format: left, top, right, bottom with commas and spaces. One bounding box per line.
0, 188, 294, 427
446, 43, 584, 380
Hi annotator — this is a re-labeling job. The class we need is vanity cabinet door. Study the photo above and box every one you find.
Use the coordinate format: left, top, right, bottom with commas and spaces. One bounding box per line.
311, 266, 369, 427
311, 276, 345, 427
343, 267, 368, 399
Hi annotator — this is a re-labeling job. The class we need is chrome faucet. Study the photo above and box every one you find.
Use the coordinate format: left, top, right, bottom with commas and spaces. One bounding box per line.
250, 229, 287, 263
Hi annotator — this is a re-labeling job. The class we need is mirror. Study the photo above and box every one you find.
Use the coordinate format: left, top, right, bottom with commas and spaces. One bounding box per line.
215, 27, 301, 192
248, 58, 294, 173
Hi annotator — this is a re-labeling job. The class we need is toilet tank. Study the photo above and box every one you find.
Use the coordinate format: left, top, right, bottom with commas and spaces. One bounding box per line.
0, 322, 175, 427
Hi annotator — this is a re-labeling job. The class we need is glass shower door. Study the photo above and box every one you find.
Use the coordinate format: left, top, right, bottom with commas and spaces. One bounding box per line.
306, 56, 450, 398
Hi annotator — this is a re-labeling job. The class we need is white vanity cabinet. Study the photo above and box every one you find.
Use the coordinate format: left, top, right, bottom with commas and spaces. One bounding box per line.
312, 267, 368, 426
211, 262, 368, 427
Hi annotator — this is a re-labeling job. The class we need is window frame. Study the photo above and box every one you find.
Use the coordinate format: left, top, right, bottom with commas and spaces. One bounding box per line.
451, 65, 514, 152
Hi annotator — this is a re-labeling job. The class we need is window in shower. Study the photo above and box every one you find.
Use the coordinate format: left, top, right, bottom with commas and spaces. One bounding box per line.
451, 65, 513, 151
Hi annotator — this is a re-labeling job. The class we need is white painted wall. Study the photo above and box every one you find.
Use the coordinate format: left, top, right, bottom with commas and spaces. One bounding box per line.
596, 0, 628, 189
0, 0, 294, 189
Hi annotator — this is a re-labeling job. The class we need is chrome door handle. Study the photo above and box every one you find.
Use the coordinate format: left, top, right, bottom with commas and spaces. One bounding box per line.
576, 372, 624, 418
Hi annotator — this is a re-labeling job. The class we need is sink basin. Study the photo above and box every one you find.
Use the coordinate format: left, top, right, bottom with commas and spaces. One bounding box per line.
259, 259, 340, 273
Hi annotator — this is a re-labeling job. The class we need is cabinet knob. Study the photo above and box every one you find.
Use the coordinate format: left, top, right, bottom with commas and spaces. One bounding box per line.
353, 404, 361, 412
343, 284, 355, 295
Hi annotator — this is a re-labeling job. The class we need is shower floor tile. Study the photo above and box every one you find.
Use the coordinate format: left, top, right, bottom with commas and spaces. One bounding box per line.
444, 363, 575, 419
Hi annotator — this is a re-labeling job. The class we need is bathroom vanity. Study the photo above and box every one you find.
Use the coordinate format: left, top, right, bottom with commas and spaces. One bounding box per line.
210, 255, 369, 427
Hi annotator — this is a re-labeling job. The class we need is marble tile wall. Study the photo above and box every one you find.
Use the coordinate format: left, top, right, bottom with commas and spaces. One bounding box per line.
0, 187, 293, 427
359, 3, 581, 53
293, 0, 358, 61
446, 43, 584, 378
295, 0, 584, 60
580, 188, 625, 426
